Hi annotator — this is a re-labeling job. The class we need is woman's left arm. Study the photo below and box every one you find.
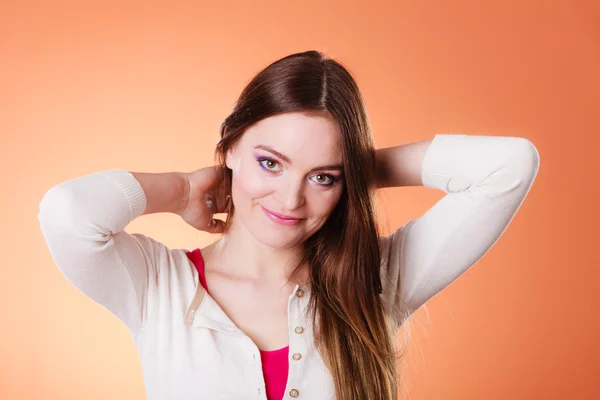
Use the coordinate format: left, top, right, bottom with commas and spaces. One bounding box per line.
375, 134, 541, 330
375, 138, 432, 188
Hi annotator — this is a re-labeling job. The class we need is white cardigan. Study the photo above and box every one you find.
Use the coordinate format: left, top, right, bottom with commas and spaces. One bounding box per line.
37, 133, 540, 399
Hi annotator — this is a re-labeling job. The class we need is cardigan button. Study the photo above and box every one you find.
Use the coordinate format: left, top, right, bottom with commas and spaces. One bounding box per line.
292, 352, 302, 361
295, 289, 305, 297
294, 326, 304, 334
289, 388, 299, 397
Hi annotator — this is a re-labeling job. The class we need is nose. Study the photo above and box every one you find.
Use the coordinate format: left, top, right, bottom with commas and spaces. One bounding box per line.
278, 178, 305, 211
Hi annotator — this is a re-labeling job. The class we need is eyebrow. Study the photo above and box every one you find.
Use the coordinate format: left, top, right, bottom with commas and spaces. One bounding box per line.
254, 144, 343, 172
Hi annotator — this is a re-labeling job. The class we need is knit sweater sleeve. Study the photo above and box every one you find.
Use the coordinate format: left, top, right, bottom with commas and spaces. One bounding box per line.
37, 169, 167, 342
378, 133, 540, 330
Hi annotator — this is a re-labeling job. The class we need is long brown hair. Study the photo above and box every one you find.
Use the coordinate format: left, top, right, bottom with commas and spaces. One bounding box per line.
214, 50, 405, 400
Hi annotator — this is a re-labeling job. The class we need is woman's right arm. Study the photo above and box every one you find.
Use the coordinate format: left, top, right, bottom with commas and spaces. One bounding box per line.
37, 169, 188, 342
131, 171, 189, 216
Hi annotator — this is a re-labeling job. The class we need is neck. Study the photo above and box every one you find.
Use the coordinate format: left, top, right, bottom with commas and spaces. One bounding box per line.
207, 214, 309, 286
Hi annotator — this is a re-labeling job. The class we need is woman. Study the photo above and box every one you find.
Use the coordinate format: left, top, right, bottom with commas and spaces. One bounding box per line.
38, 50, 540, 400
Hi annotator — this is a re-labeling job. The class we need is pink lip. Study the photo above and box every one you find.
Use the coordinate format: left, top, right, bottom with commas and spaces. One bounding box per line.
261, 206, 303, 226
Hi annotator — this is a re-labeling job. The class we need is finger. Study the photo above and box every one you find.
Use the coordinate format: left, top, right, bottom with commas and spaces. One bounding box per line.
204, 195, 216, 214
205, 218, 226, 234
210, 186, 231, 214
218, 195, 232, 214
201, 166, 222, 190
215, 177, 231, 213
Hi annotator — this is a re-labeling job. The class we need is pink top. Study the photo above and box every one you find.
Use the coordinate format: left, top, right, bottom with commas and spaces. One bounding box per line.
185, 248, 289, 400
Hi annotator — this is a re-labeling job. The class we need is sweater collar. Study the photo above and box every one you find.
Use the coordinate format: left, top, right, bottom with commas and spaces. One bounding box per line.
184, 281, 310, 333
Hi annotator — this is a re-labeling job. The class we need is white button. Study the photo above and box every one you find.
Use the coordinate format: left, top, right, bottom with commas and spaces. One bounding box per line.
296, 289, 304, 297
289, 388, 299, 397
294, 326, 304, 334
292, 352, 302, 360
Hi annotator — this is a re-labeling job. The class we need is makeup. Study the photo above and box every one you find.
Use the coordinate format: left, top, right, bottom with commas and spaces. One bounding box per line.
261, 206, 303, 226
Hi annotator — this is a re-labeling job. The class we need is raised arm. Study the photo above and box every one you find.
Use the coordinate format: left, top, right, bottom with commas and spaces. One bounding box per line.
37, 169, 188, 342
377, 134, 540, 329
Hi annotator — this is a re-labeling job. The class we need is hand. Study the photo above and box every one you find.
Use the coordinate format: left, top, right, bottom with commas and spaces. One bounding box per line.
178, 166, 231, 233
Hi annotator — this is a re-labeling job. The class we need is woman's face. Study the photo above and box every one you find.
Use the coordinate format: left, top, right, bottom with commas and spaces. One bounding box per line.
226, 111, 344, 249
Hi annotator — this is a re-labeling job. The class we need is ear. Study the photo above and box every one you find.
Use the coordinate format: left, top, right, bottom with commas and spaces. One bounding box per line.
225, 148, 235, 170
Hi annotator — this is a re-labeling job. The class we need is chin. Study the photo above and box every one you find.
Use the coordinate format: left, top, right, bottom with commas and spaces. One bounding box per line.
252, 228, 303, 249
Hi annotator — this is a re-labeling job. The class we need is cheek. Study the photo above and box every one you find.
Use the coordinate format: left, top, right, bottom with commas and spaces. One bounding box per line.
231, 161, 272, 201
307, 190, 342, 219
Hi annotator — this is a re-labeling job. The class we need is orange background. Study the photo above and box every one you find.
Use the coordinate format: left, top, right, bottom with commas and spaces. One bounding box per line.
1, 1, 598, 398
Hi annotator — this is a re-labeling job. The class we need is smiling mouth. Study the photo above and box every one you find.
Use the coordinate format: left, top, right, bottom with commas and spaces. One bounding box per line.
261, 206, 303, 226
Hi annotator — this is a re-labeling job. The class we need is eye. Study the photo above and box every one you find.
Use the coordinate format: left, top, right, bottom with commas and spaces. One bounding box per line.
257, 157, 281, 172
310, 174, 335, 186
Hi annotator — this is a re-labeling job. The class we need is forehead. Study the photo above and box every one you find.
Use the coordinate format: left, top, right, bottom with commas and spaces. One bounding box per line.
240, 112, 343, 163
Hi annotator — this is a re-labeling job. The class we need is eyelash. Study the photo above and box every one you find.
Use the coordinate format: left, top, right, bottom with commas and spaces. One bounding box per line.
256, 157, 340, 187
